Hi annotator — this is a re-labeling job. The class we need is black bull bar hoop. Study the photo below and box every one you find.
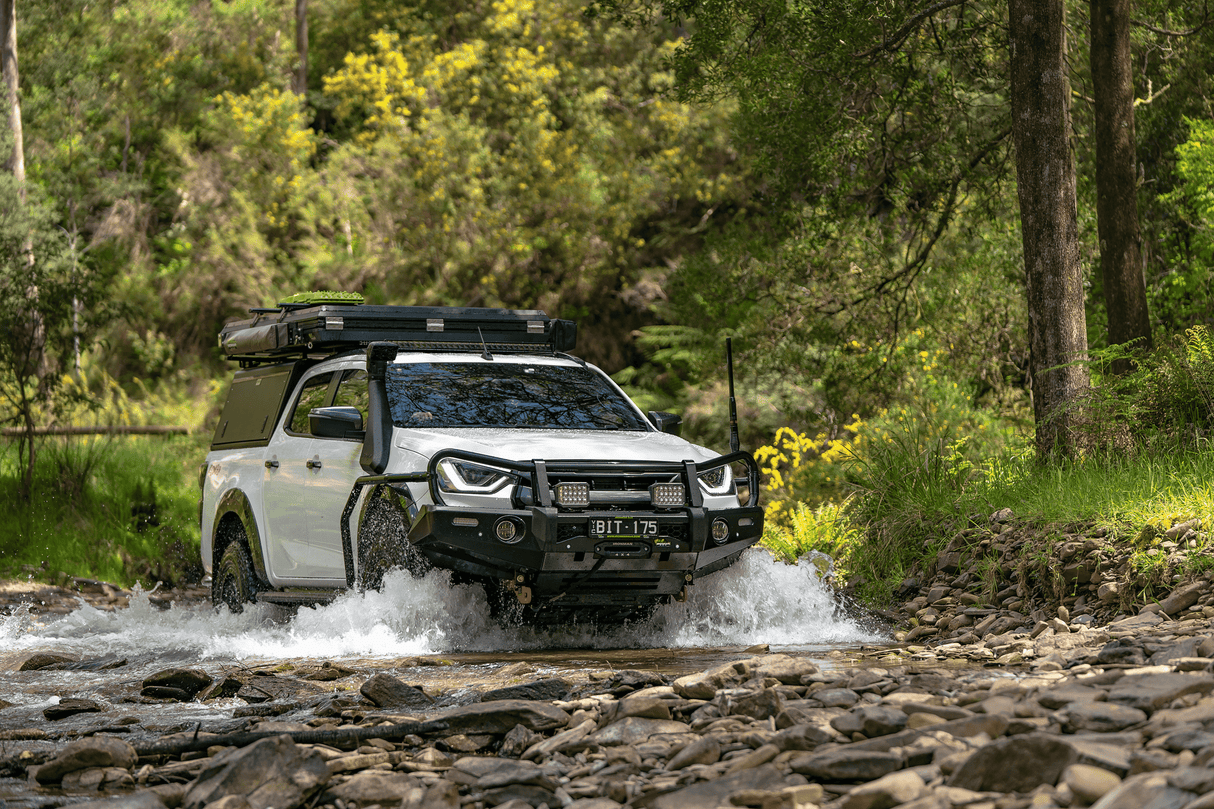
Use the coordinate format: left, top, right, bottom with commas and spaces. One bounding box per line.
339, 450, 761, 588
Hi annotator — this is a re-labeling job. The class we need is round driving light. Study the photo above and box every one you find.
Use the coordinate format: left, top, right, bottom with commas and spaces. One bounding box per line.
495, 518, 522, 544
711, 518, 730, 545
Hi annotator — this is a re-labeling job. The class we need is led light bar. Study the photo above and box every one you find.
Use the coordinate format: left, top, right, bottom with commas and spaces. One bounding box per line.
650, 482, 686, 507
554, 482, 590, 508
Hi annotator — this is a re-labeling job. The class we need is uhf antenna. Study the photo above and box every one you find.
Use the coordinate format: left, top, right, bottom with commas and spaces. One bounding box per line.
727, 338, 740, 453
478, 328, 494, 361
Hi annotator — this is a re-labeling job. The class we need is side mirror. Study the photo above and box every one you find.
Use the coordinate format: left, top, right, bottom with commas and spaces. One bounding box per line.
648, 411, 682, 436
310, 406, 365, 439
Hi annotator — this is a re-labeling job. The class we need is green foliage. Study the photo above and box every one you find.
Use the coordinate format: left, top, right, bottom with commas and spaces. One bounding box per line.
303, 0, 751, 370
0, 434, 204, 586
759, 500, 860, 573
0, 367, 213, 585
0, 160, 120, 498
1072, 326, 1214, 452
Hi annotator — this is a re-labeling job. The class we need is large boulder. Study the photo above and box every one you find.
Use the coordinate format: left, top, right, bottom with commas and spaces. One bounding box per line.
35, 737, 138, 785
182, 735, 330, 809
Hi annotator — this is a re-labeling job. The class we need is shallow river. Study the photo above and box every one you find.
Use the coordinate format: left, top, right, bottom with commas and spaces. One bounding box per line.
0, 550, 888, 737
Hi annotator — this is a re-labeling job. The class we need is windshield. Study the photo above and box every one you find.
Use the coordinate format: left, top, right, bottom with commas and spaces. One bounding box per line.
385, 362, 651, 431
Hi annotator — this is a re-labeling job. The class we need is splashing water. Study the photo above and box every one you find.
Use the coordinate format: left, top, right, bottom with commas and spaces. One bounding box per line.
0, 549, 885, 662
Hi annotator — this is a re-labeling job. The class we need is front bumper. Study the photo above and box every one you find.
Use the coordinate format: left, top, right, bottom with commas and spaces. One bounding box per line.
339, 450, 764, 607
407, 502, 763, 604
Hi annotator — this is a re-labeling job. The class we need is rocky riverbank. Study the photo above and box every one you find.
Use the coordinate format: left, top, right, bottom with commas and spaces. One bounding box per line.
3, 610, 1214, 809
3, 510, 1214, 809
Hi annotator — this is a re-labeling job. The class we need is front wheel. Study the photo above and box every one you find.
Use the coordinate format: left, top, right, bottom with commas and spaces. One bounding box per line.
212, 539, 258, 613
358, 497, 428, 591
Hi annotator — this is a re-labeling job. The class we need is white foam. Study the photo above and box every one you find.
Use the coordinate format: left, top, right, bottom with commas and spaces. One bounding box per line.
0, 549, 884, 661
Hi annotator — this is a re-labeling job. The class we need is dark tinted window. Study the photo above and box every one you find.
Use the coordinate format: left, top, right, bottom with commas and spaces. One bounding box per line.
385, 363, 649, 430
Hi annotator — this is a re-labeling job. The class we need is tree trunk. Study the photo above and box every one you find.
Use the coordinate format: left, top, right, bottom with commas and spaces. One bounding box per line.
1090, 0, 1152, 371
2, 0, 43, 498
1009, 0, 1090, 459
1, 0, 25, 192
292, 0, 307, 96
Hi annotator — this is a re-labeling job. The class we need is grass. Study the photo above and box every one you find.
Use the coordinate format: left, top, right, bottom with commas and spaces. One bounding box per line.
761, 434, 1214, 606
0, 432, 207, 588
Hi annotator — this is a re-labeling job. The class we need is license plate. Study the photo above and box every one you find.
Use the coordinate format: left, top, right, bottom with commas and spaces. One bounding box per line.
589, 518, 659, 538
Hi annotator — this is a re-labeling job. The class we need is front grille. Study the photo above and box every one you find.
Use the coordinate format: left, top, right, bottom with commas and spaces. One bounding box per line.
546, 470, 684, 511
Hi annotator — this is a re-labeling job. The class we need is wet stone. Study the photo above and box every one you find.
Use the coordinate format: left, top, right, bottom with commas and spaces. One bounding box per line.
481, 677, 570, 703
359, 672, 435, 710
44, 697, 105, 721
142, 668, 213, 700
18, 652, 77, 671
35, 737, 138, 784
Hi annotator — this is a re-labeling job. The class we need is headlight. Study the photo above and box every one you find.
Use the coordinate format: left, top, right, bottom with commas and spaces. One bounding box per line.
436, 459, 515, 494
698, 463, 734, 496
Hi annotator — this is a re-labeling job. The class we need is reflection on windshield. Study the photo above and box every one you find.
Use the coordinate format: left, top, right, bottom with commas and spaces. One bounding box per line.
385, 363, 650, 430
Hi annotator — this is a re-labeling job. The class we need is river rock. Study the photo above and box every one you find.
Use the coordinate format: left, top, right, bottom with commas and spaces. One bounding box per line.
590, 716, 690, 746
182, 735, 330, 809
481, 677, 570, 702
632, 764, 787, 809
1088, 771, 1196, 809
430, 699, 570, 735
18, 653, 76, 671
44, 697, 105, 720
35, 737, 138, 784
727, 687, 784, 720
360, 672, 434, 709
60, 793, 170, 809
666, 735, 720, 770
841, 769, 926, 809
141, 668, 213, 701
1106, 672, 1214, 713
520, 718, 596, 761
320, 771, 425, 806
672, 660, 750, 699
789, 748, 904, 781
1063, 701, 1149, 733
1064, 763, 1122, 803
832, 704, 909, 738
948, 733, 1077, 792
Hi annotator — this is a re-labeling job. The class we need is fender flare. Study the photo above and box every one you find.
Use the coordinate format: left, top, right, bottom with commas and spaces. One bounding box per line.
213, 489, 270, 585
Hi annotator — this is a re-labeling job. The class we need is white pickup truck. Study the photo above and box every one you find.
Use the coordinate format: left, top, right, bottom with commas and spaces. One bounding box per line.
200, 294, 763, 623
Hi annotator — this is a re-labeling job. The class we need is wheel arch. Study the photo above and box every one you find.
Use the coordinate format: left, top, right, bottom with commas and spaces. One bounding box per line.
352, 483, 421, 588
212, 489, 270, 586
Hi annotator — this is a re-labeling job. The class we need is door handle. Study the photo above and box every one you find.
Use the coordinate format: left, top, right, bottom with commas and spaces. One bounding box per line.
307, 458, 322, 470
265, 459, 279, 469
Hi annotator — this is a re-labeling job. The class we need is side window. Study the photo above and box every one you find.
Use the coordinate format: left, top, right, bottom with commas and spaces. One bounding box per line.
287, 372, 334, 435
332, 369, 369, 422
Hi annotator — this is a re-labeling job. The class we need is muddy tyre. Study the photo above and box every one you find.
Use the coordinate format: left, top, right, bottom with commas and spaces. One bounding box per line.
358, 498, 426, 591
212, 537, 258, 613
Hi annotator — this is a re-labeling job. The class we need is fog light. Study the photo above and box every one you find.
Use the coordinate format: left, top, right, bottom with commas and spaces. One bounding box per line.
711, 518, 730, 544
554, 482, 590, 508
650, 482, 685, 507
495, 518, 522, 544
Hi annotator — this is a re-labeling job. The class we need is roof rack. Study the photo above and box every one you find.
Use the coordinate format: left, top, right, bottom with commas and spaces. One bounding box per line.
219, 297, 577, 366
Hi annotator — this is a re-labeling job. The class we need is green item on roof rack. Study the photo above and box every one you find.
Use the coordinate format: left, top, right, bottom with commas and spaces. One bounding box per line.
277, 291, 364, 307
